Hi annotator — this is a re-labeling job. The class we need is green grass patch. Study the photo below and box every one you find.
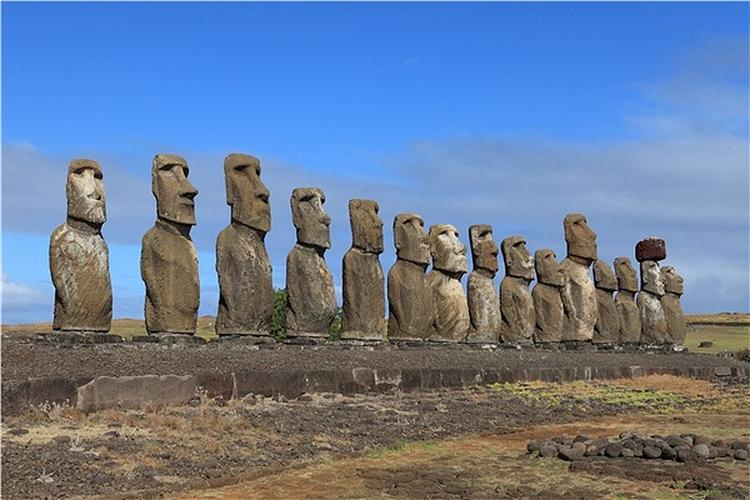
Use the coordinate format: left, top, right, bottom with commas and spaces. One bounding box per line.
684, 325, 749, 353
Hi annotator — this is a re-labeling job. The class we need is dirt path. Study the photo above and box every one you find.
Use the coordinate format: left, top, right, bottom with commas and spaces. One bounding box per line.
172, 412, 750, 499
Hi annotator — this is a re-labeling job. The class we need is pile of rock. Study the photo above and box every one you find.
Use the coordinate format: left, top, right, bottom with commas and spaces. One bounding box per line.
527, 432, 749, 463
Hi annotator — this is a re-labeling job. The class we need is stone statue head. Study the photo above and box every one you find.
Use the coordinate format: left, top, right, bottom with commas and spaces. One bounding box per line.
152, 154, 198, 226
393, 212, 430, 265
501, 236, 534, 281
429, 224, 468, 275
66, 159, 106, 225
593, 259, 618, 292
614, 257, 638, 293
469, 224, 499, 276
640, 260, 665, 296
534, 249, 564, 287
224, 153, 270, 233
291, 187, 331, 249
661, 266, 684, 296
564, 213, 597, 262
349, 199, 383, 254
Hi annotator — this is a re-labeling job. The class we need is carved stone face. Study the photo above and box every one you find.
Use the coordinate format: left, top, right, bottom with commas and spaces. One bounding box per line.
535, 249, 564, 287
394, 213, 430, 265
152, 154, 198, 225
661, 266, 684, 295
501, 236, 534, 281
564, 213, 597, 262
640, 260, 665, 296
291, 187, 331, 249
349, 199, 383, 253
614, 257, 638, 293
593, 259, 618, 292
66, 159, 106, 225
224, 153, 270, 233
429, 224, 467, 275
469, 224, 498, 275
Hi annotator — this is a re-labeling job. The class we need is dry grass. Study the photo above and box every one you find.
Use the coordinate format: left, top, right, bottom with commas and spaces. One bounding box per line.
686, 313, 750, 326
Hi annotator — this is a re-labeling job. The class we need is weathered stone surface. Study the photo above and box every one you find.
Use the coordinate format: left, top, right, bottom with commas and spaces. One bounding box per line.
499, 236, 535, 343
561, 214, 598, 341
76, 375, 197, 413
593, 260, 620, 344
216, 153, 273, 336
466, 224, 501, 343
49, 159, 112, 333
286, 188, 335, 337
342, 199, 385, 340
532, 249, 564, 343
141, 154, 199, 335
636, 237, 666, 262
614, 257, 641, 343
638, 261, 668, 344
387, 213, 432, 340
661, 266, 687, 345
427, 224, 469, 342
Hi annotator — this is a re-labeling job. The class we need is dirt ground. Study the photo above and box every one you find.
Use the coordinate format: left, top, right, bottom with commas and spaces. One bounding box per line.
2, 375, 748, 499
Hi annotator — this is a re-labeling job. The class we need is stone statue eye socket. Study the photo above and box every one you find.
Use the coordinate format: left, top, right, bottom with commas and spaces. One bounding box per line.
73, 167, 86, 175
94, 171, 103, 180
234, 164, 249, 171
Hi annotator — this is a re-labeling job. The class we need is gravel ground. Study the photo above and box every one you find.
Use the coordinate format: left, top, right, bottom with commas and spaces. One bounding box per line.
2, 334, 747, 382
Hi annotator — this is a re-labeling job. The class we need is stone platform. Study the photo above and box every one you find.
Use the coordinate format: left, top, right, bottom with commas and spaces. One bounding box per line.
2, 333, 747, 417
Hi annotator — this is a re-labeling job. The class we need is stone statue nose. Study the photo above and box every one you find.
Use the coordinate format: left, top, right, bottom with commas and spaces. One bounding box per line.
181, 186, 198, 200
321, 214, 331, 226
257, 189, 269, 203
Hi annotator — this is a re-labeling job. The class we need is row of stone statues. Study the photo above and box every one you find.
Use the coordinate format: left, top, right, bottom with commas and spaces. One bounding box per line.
49, 154, 687, 345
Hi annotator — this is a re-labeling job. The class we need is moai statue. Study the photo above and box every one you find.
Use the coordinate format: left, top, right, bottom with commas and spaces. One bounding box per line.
592, 260, 621, 343
532, 249, 564, 343
285, 187, 336, 337
613, 257, 641, 343
466, 225, 502, 343
387, 213, 432, 340
661, 266, 687, 345
141, 154, 199, 335
426, 224, 470, 342
499, 236, 535, 343
341, 199, 385, 340
49, 159, 112, 332
636, 238, 668, 344
215, 153, 273, 336
560, 213, 598, 341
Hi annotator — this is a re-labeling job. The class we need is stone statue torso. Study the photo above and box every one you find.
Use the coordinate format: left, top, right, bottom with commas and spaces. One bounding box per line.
593, 289, 620, 343
661, 293, 687, 345
500, 276, 535, 343
342, 248, 385, 340
427, 270, 469, 342
141, 220, 199, 334
215, 223, 273, 335
615, 291, 641, 343
50, 223, 112, 331
285, 244, 336, 337
532, 282, 563, 343
387, 260, 432, 340
560, 257, 597, 341
637, 291, 668, 344
466, 271, 501, 343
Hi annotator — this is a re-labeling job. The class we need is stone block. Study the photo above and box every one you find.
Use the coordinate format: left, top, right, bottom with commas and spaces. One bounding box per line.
76, 375, 197, 413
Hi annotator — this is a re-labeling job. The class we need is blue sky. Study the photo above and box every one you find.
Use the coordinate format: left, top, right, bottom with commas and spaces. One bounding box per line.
2, 2, 749, 323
